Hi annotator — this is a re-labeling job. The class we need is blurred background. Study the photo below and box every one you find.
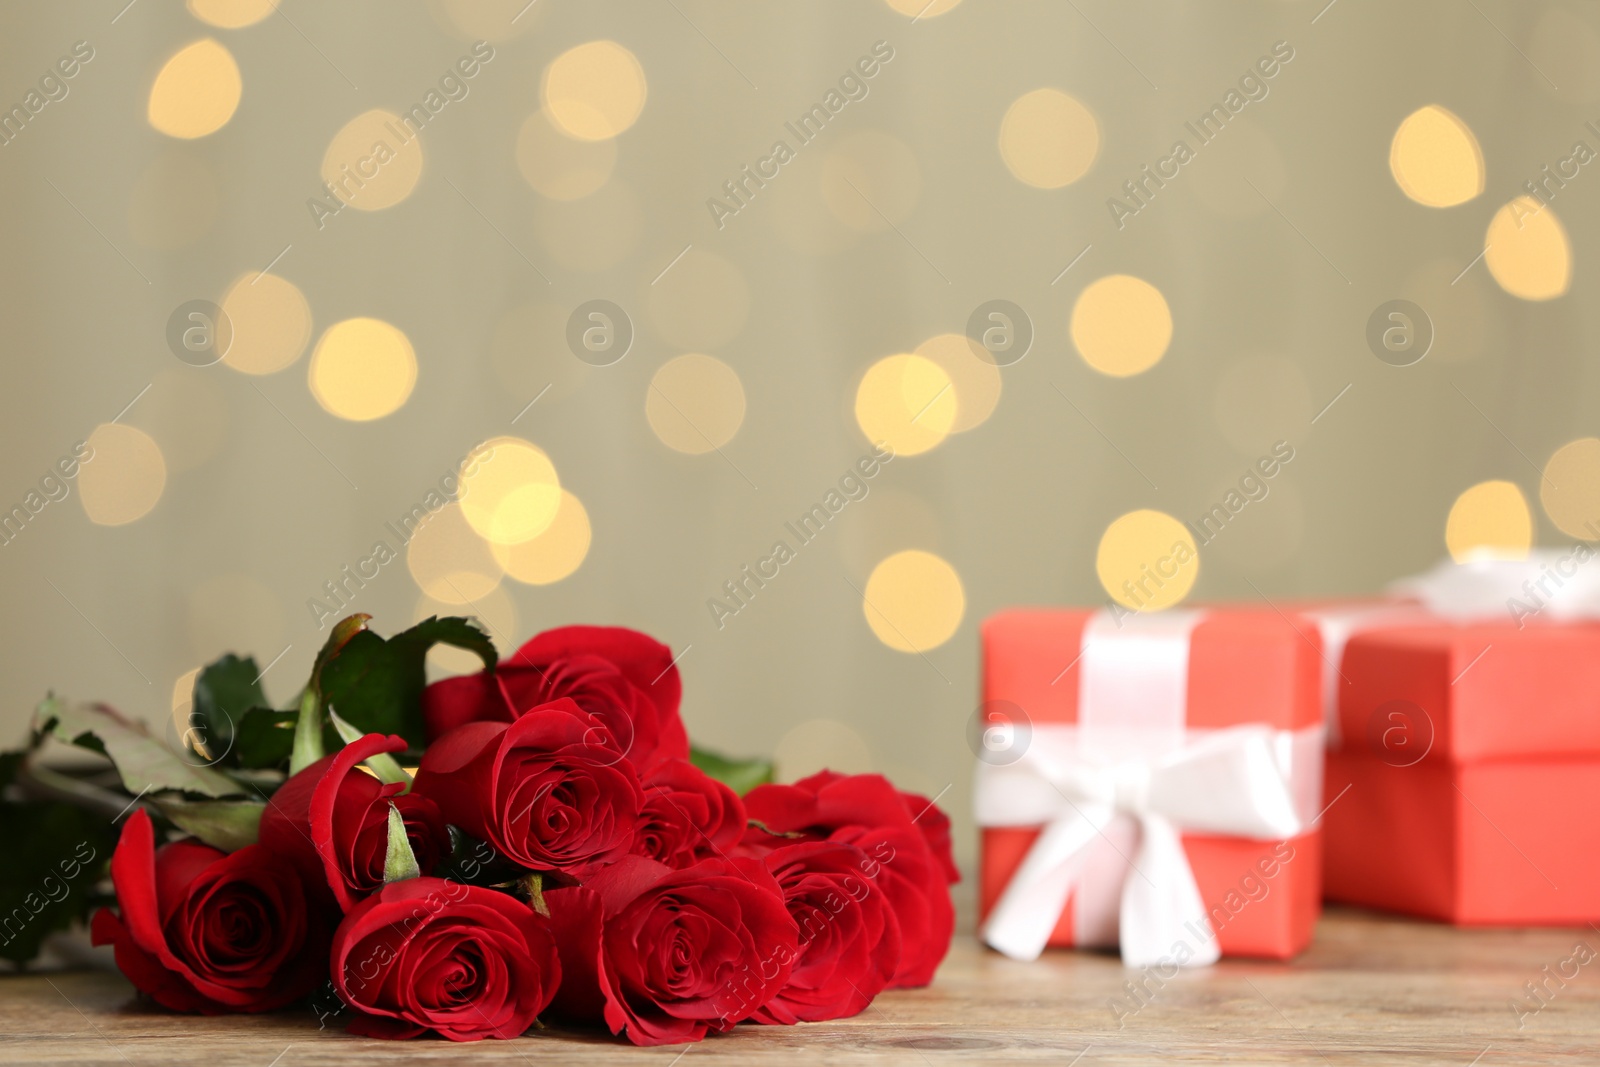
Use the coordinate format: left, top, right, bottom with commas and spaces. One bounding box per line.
2, 0, 1597, 876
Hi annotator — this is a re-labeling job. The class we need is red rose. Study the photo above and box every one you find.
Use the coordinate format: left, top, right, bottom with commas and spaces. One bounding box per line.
259, 732, 450, 911
422, 626, 689, 770
330, 877, 560, 1041
545, 855, 798, 1046
742, 772, 955, 988
749, 841, 902, 1024
90, 809, 327, 1012
412, 699, 644, 873
632, 758, 745, 868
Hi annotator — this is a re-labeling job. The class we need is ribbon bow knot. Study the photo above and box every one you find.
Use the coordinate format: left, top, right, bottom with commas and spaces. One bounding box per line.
978, 724, 1304, 967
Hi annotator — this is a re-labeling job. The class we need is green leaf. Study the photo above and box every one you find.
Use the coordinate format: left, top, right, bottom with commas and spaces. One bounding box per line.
188, 654, 265, 768
154, 798, 265, 851
318, 616, 496, 749
690, 744, 774, 796
327, 708, 410, 787
289, 686, 323, 777
34, 698, 242, 799
0, 798, 115, 965
383, 804, 420, 883
233, 707, 298, 770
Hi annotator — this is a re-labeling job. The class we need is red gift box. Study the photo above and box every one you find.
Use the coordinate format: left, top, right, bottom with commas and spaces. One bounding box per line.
977, 607, 1324, 964
1322, 618, 1600, 924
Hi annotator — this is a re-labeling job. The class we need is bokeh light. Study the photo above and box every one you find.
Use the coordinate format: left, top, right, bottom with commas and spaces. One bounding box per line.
405, 502, 505, 604
914, 333, 1001, 433
1445, 480, 1532, 561
458, 436, 562, 546
492, 488, 592, 585
1485, 197, 1572, 301
148, 39, 242, 139
516, 108, 616, 199
308, 318, 417, 422
1096, 509, 1198, 612
220, 272, 313, 375
1541, 439, 1600, 540
186, 0, 278, 28
862, 549, 965, 652
542, 40, 647, 141
855, 354, 956, 457
820, 130, 921, 231
1389, 105, 1485, 208
321, 109, 425, 213
775, 719, 873, 782
999, 88, 1100, 189
1072, 274, 1173, 377
646, 355, 747, 455
883, 0, 961, 15
80, 424, 167, 526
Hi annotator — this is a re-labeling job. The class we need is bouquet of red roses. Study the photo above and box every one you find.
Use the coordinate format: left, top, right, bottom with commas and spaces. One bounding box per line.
3, 615, 955, 1045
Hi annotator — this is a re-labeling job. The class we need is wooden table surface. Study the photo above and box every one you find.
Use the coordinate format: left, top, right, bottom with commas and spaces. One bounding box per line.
3, 907, 1597, 1065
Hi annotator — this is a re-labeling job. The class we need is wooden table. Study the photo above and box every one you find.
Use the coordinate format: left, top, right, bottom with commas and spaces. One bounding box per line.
3, 908, 1596, 1065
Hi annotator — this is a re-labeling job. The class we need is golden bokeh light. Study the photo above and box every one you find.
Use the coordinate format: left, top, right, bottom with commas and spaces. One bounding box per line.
128, 150, 220, 249
1541, 439, 1600, 540
862, 549, 965, 652
147, 39, 242, 139
186, 0, 278, 28
913, 333, 1000, 433
820, 130, 921, 231
999, 88, 1100, 189
492, 489, 591, 585
1389, 105, 1485, 208
1485, 197, 1572, 302
645, 247, 750, 350
406, 502, 505, 604
542, 40, 647, 142
646, 354, 747, 455
516, 108, 617, 199
321, 109, 425, 213
427, 0, 540, 42
1446, 480, 1532, 562
855, 354, 956, 457
774, 719, 873, 782
80, 423, 167, 526
220, 272, 312, 375
1097, 509, 1199, 612
308, 318, 417, 422
1072, 274, 1173, 377
458, 436, 562, 546
883, 0, 962, 17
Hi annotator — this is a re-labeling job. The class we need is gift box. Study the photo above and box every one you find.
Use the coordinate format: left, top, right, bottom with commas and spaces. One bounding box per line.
976, 607, 1324, 966
1321, 617, 1600, 924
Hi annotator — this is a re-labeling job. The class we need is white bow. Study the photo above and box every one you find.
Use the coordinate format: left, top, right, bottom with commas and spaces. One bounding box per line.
1394, 549, 1600, 620
978, 724, 1304, 967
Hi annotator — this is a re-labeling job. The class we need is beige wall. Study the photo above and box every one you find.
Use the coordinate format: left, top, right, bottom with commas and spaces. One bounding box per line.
2, 0, 1595, 875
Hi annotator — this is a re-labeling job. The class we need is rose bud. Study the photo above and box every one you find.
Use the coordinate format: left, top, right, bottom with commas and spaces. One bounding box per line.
743, 771, 955, 988
90, 809, 328, 1012
632, 758, 745, 868
259, 732, 450, 912
545, 855, 799, 1046
412, 698, 644, 873
331, 877, 561, 1041
422, 625, 689, 770
749, 841, 902, 1024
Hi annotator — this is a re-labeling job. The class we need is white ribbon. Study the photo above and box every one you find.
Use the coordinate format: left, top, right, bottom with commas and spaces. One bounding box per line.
1393, 549, 1600, 620
977, 609, 1314, 967
977, 723, 1310, 966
